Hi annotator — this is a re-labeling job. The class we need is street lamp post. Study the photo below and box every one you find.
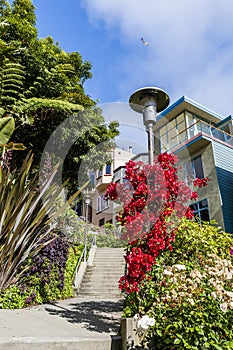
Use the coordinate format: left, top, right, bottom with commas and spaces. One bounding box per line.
129, 87, 170, 165
83, 190, 91, 263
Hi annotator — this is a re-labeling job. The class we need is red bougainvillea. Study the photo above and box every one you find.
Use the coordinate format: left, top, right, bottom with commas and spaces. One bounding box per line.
105, 152, 210, 293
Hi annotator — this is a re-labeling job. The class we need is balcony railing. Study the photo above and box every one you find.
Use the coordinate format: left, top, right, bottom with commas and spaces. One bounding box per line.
95, 173, 112, 189
169, 120, 233, 151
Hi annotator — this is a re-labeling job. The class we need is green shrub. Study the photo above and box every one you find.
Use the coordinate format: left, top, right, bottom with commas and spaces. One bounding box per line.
55, 207, 127, 248
54, 208, 85, 244
0, 284, 43, 309
61, 245, 83, 299
123, 219, 233, 349
95, 232, 126, 248
0, 244, 82, 308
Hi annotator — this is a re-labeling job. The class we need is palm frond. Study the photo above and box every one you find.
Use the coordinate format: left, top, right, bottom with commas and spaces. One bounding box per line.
13, 97, 84, 118
0, 59, 24, 107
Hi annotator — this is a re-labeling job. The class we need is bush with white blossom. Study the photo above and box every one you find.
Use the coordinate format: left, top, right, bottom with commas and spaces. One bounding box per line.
133, 314, 155, 348
123, 219, 233, 349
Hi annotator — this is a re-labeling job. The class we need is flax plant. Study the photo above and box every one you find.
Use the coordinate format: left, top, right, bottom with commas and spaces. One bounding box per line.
0, 153, 85, 291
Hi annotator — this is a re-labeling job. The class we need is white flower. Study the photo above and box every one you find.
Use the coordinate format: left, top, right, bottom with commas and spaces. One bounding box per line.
188, 298, 195, 306
229, 302, 233, 309
146, 316, 155, 327
163, 269, 173, 276
171, 276, 177, 283
190, 269, 202, 279
136, 315, 155, 331
208, 268, 219, 275
186, 278, 194, 285
225, 291, 233, 299
217, 269, 224, 277
220, 303, 228, 312
173, 264, 186, 271
211, 291, 217, 299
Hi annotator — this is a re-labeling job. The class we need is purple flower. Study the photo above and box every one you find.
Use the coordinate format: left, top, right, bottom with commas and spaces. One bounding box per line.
230, 247, 233, 255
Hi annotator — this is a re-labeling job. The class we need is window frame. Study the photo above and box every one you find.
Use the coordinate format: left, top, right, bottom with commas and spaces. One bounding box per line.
184, 155, 204, 185
190, 198, 210, 223
105, 163, 112, 175
97, 194, 109, 213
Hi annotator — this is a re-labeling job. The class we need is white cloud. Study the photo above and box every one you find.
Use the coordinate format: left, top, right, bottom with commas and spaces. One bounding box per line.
100, 102, 147, 154
83, 0, 233, 115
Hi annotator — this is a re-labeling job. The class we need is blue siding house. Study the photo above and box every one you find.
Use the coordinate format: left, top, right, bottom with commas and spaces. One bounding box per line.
152, 96, 233, 233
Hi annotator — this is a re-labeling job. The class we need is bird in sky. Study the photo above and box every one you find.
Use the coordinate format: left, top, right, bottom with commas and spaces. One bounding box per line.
141, 37, 149, 46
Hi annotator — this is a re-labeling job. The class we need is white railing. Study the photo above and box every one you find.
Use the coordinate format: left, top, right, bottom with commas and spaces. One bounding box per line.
72, 233, 97, 291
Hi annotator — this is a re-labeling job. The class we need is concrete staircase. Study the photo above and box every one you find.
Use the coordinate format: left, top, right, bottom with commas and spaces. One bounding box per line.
78, 247, 126, 298
0, 247, 126, 350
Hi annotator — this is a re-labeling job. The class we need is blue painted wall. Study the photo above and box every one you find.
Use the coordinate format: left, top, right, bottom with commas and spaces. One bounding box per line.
212, 141, 233, 233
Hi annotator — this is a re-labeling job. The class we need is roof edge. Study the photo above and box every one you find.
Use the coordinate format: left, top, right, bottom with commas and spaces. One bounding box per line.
159, 95, 224, 120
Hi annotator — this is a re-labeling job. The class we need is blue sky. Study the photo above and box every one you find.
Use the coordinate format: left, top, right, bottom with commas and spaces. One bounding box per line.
32, 0, 233, 119
33, 0, 131, 104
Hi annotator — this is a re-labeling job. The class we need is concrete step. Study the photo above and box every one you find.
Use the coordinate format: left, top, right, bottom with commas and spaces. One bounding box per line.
81, 279, 120, 285
83, 273, 122, 278
78, 292, 122, 298
79, 247, 125, 298
83, 272, 124, 278
91, 260, 125, 262
82, 277, 122, 283
87, 265, 125, 269
80, 286, 120, 292
83, 266, 125, 275
0, 337, 121, 350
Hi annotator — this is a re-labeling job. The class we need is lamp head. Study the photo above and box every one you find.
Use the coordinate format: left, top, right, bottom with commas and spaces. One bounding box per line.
84, 190, 91, 205
129, 86, 170, 114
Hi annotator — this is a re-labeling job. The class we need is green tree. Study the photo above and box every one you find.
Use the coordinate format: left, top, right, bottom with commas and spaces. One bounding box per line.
0, 0, 119, 192
0, 0, 36, 45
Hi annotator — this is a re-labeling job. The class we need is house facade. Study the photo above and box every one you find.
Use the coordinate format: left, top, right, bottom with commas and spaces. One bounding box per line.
152, 96, 233, 233
88, 147, 135, 227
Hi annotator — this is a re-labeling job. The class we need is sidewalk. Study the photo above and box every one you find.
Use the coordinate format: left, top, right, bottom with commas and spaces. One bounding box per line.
0, 296, 124, 350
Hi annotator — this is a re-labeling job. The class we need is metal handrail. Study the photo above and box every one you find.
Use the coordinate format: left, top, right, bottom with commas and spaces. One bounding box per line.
73, 249, 85, 288
90, 232, 97, 247
72, 232, 97, 288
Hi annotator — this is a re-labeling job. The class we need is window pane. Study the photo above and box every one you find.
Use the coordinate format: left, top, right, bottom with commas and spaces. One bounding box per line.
160, 125, 167, 135
168, 127, 177, 148
193, 156, 204, 178
199, 198, 208, 209
177, 120, 186, 144
99, 218, 105, 226
190, 203, 198, 212
185, 161, 193, 181
186, 112, 195, 127
177, 120, 186, 133
105, 164, 111, 175
89, 171, 95, 185
160, 133, 167, 152
167, 120, 176, 130
189, 199, 209, 223
200, 208, 209, 221
176, 113, 185, 125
